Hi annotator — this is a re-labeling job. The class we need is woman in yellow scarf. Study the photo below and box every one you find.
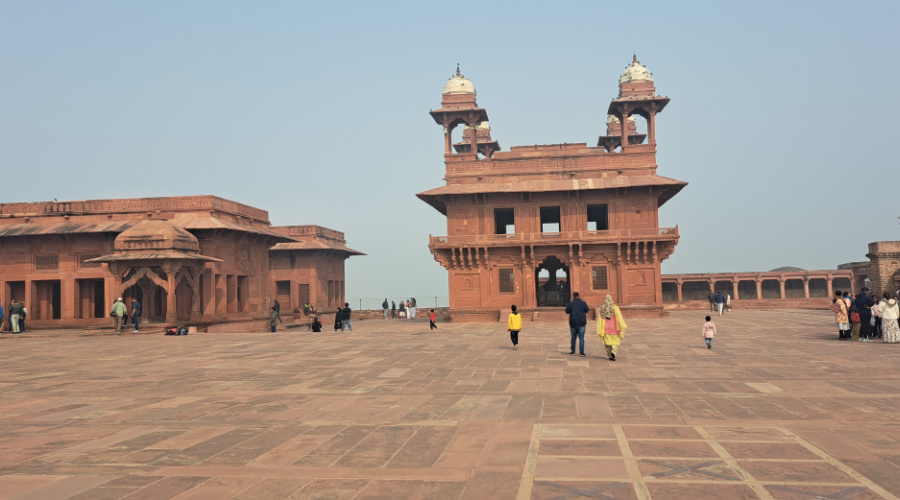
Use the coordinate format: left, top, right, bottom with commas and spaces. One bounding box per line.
597, 295, 627, 361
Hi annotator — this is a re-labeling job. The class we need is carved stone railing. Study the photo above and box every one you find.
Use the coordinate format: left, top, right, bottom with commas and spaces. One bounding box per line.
429, 227, 678, 248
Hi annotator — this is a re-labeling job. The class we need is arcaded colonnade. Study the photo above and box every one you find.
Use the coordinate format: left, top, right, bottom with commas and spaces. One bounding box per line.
661, 270, 854, 306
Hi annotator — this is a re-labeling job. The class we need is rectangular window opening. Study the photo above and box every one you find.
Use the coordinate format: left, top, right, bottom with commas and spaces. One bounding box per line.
499, 268, 515, 293
592, 266, 609, 290
587, 204, 609, 231
540, 206, 561, 233
494, 208, 515, 235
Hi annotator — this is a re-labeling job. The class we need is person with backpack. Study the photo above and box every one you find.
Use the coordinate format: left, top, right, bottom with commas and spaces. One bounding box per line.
830, 290, 850, 340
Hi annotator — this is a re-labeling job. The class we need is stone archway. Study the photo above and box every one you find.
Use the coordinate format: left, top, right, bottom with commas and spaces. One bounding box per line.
536, 256, 570, 306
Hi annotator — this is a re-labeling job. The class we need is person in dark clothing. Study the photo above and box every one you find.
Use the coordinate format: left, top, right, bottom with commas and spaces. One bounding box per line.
391, 301, 397, 318
564, 292, 589, 356
708, 292, 716, 312
855, 288, 876, 342
131, 299, 142, 333
311, 317, 322, 332
273, 300, 281, 313
334, 309, 343, 332
382, 298, 389, 320
341, 303, 353, 331
715, 291, 725, 316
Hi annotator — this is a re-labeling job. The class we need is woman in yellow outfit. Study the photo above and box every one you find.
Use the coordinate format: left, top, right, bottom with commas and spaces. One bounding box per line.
597, 295, 627, 361
507, 305, 522, 350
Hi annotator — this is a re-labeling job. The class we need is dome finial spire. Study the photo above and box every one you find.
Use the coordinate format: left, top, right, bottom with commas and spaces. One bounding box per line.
633, 54, 638, 63
456, 63, 461, 77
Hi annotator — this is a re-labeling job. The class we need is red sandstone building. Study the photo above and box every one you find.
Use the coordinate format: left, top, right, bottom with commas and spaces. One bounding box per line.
419, 59, 686, 320
0, 196, 361, 331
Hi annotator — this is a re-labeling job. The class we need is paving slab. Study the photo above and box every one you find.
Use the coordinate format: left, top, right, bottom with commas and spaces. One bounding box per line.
0, 309, 899, 499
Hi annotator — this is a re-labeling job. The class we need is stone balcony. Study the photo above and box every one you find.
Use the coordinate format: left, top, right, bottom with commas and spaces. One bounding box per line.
429, 226, 678, 249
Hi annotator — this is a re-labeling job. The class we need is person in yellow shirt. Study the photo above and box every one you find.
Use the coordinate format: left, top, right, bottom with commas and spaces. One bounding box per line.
507, 304, 522, 350
597, 295, 627, 361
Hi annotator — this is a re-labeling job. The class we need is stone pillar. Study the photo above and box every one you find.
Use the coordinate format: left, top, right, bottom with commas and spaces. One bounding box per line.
756, 280, 762, 300
648, 112, 656, 145
166, 273, 177, 324
779, 279, 786, 299
676, 279, 683, 302
733, 277, 740, 300
619, 112, 628, 152
826, 275, 833, 297
201, 269, 214, 319
803, 279, 810, 299
444, 123, 452, 155
62, 277, 75, 321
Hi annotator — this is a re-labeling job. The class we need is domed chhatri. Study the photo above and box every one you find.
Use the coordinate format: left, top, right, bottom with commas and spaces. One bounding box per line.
442, 65, 476, 95
619, 54, 653, 84
114, 219, 200, 252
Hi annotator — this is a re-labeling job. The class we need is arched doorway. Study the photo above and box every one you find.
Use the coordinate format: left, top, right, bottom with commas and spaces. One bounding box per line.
536, 256, 569, 306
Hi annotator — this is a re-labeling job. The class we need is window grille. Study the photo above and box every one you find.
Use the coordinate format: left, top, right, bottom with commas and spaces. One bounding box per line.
80, 254, 101, 269
35, 254, 59, 271
592, 266, 609, 290
499, 268, 515, 293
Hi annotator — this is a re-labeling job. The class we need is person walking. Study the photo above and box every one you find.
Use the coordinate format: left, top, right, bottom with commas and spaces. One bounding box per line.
507, 305, 522, 350
429, 309, 438, 330
565, 292, 589, 356
880, 292, 900, 343
707, 291, 716, 312
340, 303, 353, 332
273, 299, 281, 314
8, 300, 23, 334
333, 308, 343, 332
269, 306, 282, 332
131, 298, 142, 333
111, 297, 128, 333
830, 290, 850, 340
391, 300, 397, 319
597, 295, 627, 361
382, 298, 389, 319
725, 293, 732, 312
701, 315, 717, 349
715, 291, 725, 316
409, 298, 417, 319
855, 288, 875, 342
872, 297, 883, 339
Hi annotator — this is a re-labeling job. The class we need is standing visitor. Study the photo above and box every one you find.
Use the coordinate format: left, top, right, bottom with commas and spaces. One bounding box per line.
855, 288, 875, 342
708, 291, 716, 312
725, 293, 732, 312
507, 305, 521, 350
398, 300, 406, 319
597, 295, 627, 360
872, 297, 883, 339
382, 298, 389, 319
333, 308, 343, 332
409, 298, 417, 319
8, 299, 23, 334
701, 315, 717, 349
273, 299, 281, 314
131, 298, 142, 333
564, 292, 589, 357
19, 304, 27, 332
830, 291, 850, 340
405, 300, 411, 319
341, 303, 353, 332
715, 291, 725, 316
391, 300, 397, 319
111, 297, 128, 333
880, 292, 900, 343
849, 299, 862, 341
430, 309, 438, 330
269, 307, 281, 332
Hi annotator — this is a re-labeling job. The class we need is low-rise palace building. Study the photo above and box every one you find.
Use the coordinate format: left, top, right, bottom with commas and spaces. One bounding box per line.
0, 196, 362, 331
418, 59, 686, 321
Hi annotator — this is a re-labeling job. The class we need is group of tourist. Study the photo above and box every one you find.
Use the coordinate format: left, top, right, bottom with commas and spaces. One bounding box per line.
108, 297, 142, 334
831, 288, 900, 343
382, 298, 417, 320
707, 291, 732, 315
0, 299, 27, 333
506, 292, 629, 361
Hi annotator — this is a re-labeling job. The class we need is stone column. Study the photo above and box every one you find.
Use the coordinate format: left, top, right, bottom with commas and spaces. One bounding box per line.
62, 277, 75, 321
619, 112, 628, 152
803, 279, 810, 299
756, 280, 762, 300
779, 279, 786, 299
166, 272, 177, 324
648, 111, 657, 145
676, 279, 683, 302
826, 275, 833, 297
201, 269, 214, 319
733, 277, 740, 300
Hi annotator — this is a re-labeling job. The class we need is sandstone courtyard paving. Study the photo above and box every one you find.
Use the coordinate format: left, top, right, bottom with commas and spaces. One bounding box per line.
0, 309, 899, 499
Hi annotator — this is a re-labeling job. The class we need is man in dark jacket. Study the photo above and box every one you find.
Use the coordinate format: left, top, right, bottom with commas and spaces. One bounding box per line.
856, 288, 875, 342
708, 292, 716, 312
565, 292, 589, 356
9, 299, 24, 334
341, 303, 353, 332
382, 299, 389, 320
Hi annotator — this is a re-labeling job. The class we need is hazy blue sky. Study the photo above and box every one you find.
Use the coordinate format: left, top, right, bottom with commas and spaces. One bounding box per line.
3, 1, 898, 307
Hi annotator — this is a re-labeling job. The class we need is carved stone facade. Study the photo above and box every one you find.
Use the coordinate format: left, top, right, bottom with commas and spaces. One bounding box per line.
419, 58, 686, 321
0, 196, 361, 330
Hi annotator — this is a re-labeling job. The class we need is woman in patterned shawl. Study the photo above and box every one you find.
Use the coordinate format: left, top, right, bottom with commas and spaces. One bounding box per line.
597, 295, 627, 361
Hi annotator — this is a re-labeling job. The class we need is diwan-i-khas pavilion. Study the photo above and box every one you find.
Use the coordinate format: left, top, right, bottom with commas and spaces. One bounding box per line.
418, 58, 685, 321
0, 196, 362, 331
